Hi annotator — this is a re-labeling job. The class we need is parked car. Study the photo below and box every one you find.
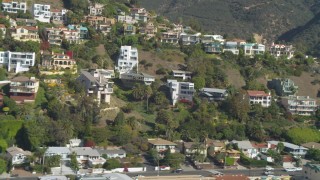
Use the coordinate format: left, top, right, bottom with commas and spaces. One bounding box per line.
266, 166, 274, 171
264, 171, 274, 175
285, 168, 296, 172
295, 167, 302, 171
172, 169, 183, 173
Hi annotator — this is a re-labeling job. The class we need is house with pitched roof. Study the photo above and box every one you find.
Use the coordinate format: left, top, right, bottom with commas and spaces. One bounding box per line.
97, 147, 126, 159
301, 142, 320, 150
70, 147, 105, 165
45, 147, 71, 159
230, 140, 258, 158
10, 76, 39, 103
11, 26, 40, 42
148, 138, 177, 154
247, 90, 271, 107
6, 146, 32, 165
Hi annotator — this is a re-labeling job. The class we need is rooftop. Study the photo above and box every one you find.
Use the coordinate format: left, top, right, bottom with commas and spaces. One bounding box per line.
231, 140, 254, 149
45, 147, 71, 155
301, 142, 320, 150
148, 138, 177, 146
6, 146, 32, 156
70, 147, 100, 157
267, 141, 308, 150
247, 90, 270, 97
11, 76, 38, 83
201, 88, 227, 94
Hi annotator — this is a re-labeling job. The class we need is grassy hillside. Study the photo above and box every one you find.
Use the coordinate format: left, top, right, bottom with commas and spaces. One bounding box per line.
140, 0, 317, 42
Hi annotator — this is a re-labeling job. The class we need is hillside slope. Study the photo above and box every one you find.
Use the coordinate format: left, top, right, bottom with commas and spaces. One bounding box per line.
140, 0, 317, 42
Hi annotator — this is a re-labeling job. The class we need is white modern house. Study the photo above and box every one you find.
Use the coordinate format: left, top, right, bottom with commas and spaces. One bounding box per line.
282, 95, 318, 116
116, 46, 138, 74
77, 69, 114, 105
1, 0, 27, 13
167, 79, 195, 105
247, 90, 272, 108
33, 4, 51, 23
201, 35, 225, 43
243, 43, 266, 56
88, 2, 104, 16
6, 146, 32, 165
0, 51, 35, 73
172, 70, 192, 80
51, 9, 68, 24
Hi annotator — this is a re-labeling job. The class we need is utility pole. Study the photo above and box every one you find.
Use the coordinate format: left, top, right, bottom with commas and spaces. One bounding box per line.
157, 153, 160, 176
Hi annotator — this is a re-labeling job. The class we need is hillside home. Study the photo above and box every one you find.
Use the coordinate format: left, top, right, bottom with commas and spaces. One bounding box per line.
269, 43, 295, 59
139, 22, 157, 39
301, 142, 320, 150
10, 76, 39, 103
51, 9, 68, 24
247, 90, 271, 107
0, 24, 6, 39
303, 163, 320, 180
88, 2, 104, 16
85, 16, 115, 27
172, 70, 192, 80
120, 72, 155, 86
204, 42, 223, 54
45, 147, 71, 159
97, 147, 126, 159
1, 0, 27, 13
268, 78, 298, 96
267, 141, 308, 156
62, 29, 81, 44
206, 140, 226, 154
117, 15, 137, 24
70, 147, 105, 165
15, 18, 37, 26
6, 146, 32, 165
41, 52, 76, 71
130, 8, 148, 22
180, 32, 201, 45
223, 42, 239, 55
243, 43, 265, 56
116, 46, 138, 74
67, 24, 88, 39
148, 138, 177, 154
281, 95, 318, 116
201, 35, 225, 43
231, 140, 258, 158
167, 79, 195, 105
123, 23, 136, 35
172, 23, 183, 33
67, 138, 83, 148
199, 88, 228, 101
77, 69, 114, 105
11, 26, 40, 42
161, 31, 180, 44
33, 4, 51, 23
46, 27, 67, 46
183, 142, 207, 158
0, 51, 35, 73
1, 15, 16, 27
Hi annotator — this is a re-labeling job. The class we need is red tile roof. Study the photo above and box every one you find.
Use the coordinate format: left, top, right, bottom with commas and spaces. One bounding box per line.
247, 90, 270, 97
0, 24, 6, 28
252, 142, 268, 148
282, 155, 293, 162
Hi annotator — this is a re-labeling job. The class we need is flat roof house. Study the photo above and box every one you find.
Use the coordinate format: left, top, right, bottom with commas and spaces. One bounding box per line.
200, 88, 228, 101
281, 95, 317, 116
268, 141, 308, 156
167, 79, 195, 105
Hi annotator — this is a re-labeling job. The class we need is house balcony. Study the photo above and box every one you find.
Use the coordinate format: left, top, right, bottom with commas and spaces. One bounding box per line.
10, 88, 35, 93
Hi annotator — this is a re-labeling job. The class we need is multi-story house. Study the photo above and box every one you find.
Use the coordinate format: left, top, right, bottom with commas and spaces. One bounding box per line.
123, 24, 136, 35
11, 26, 40, 42
120, 72, 155, 86
88, 2, 104, 16
85, 16, 115, 27
303, 163, 320, 180
6, 146, 32, 165
204, 42, 223, 54
201, 35, 225, 43
77, 69, 114, 105
223, 42, 239, 55
247, 90, 271, 107
282, 95, 318, 116
269, 43, 295, 59
62, 29, 81, 44
172, 70, 192, 80
117, 15, 137, 24
139, 22, 157, 39
33, 4, 51, 23
10, 76, 39, 103
199, 88, 228, 101
167, 79, 195, 105
269, 78, 298, 96
161, 31, 180, 44
148, 138, 177, 154
46, 27, 67, 46
41, 52, 76, 71
0, 24, 6, 39
243, 43, 265, 56
180, 32, 201, 45
0, 51, 35, 73
130, 8, 148, 22
50, 9, 68, 24
1, 0, 27, 13
116, 46, 138, 74
70, 147, 105, 165
67, 25, 88, 39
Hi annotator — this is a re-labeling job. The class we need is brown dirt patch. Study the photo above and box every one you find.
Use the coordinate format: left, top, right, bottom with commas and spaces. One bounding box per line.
289, 72, 320, 100
225, 67, 245, 88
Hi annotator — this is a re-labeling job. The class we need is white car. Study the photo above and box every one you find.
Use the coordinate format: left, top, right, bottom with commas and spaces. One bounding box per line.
266, 166, 274, 171
295, 167, 302, 171
264, 171, 274, 175
285, 168, 296, 172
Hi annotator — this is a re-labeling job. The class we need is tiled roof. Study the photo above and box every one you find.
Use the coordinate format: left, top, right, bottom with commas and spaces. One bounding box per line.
148, 138, 177, 146
247, 90, 270, 97
251, 142, 268, 148
301, 142, 320, 150
6, 147, 32, 156
282, 155, 293, 162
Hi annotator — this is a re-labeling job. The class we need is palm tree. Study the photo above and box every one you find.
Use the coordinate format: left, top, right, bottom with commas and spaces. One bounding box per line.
144, 85, 153, 111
